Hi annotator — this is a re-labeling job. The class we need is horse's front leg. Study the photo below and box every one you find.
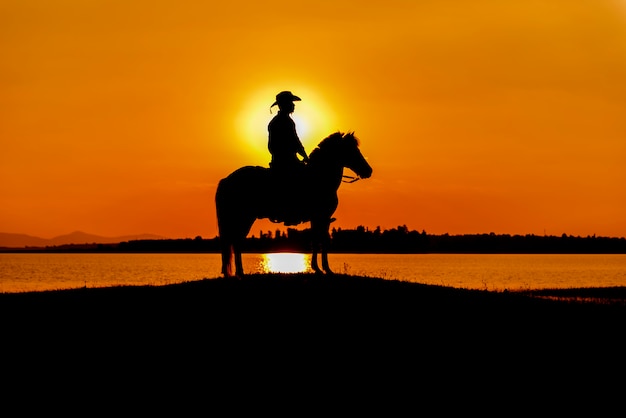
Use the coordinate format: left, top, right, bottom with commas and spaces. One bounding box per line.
311, 248, 322, 274
311, 218, 334, 275
321, 249, 333, 275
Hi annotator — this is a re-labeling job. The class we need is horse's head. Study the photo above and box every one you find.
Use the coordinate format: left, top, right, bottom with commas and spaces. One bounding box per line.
338, 131, 372, 179
311, 131, 373, 180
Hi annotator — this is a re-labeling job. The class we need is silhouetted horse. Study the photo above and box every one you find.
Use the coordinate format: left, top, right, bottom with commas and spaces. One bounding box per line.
216, 131, 373, 277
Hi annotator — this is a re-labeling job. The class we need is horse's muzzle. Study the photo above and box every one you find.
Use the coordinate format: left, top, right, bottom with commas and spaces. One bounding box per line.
360, 166, 373, 179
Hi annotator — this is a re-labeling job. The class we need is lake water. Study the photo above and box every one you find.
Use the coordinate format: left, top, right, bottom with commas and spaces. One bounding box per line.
1, 253, 625, 293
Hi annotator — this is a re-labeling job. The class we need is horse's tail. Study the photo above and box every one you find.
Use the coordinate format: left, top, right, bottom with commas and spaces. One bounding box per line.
215, 178, 233, 277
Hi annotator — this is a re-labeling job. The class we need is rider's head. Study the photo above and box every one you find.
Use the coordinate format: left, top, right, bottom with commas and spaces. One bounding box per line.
270, 91, 300, 114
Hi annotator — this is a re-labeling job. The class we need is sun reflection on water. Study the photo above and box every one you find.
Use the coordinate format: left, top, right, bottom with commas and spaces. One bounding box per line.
261, 253, 311, 274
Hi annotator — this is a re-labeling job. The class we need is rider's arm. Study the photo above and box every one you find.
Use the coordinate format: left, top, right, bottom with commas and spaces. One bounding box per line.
297, 142, 309, 162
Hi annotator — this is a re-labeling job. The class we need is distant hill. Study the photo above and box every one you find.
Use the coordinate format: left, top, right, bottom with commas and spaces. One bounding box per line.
0, 231, 167, 248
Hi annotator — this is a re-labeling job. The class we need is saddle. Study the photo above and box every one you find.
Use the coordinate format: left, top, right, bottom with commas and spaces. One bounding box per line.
267, 164, 310, 226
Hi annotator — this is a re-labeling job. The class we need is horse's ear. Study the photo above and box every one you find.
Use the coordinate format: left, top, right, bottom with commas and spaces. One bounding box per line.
348, 131, 359, 145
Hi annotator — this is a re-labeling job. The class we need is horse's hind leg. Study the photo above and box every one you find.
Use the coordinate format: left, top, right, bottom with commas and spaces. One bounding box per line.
234, 247, 244, 277
233, 216, 255, 277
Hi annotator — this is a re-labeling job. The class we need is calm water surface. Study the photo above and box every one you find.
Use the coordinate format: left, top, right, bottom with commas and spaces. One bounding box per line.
1, 253, 625, 293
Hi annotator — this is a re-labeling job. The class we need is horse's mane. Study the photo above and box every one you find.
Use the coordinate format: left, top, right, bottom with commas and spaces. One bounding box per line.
309, 131, 359, 160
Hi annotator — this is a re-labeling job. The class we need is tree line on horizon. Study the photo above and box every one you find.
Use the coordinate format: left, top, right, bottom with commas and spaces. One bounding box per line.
5, 225, 626, 253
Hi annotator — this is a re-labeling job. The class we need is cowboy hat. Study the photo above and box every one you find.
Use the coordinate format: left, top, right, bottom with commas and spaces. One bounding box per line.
271, 91, 301, 107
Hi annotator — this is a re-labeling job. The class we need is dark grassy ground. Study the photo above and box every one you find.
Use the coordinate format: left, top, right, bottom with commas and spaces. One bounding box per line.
2, 274, 625, 410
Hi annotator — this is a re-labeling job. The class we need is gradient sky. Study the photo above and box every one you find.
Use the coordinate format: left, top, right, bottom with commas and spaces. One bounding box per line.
2, 0, 625, 239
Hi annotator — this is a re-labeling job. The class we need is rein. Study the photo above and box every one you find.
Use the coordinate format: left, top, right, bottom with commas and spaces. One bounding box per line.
342, 175, 361, 183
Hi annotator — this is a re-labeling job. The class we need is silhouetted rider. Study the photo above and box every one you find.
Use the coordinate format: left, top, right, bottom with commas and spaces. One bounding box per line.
268, 91, 309, 170
267, 90, 309, 225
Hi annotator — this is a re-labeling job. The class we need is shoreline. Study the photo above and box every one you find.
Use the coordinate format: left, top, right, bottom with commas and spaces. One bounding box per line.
0, 271, 626, 298
3, 270, 626, 295
3, 271, 626, 300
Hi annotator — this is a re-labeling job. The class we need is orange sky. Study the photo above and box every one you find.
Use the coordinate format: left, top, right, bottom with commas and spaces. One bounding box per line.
2, 0, 625, 239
